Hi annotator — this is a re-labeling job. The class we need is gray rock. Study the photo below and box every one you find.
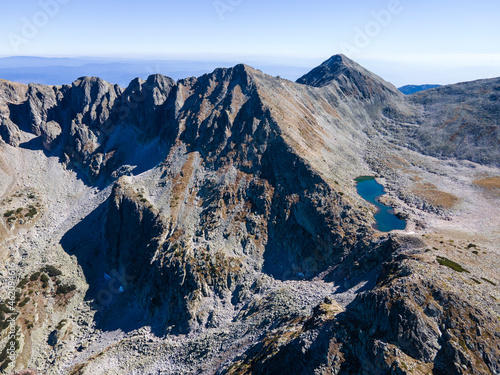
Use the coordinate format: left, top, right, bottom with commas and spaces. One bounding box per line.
40, 120, 62, 151
0, 117, 21, 146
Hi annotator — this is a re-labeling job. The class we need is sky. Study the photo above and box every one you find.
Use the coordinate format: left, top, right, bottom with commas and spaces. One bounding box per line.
1, 0, 500, 86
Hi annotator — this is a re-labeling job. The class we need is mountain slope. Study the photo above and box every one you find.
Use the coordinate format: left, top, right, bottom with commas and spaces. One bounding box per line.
407, 78, 500, 165
399, 84, 441, 95
0, 55, 499, 374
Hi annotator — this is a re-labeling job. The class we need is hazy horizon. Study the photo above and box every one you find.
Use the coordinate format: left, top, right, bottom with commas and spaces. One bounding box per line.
0, 54, 498, 88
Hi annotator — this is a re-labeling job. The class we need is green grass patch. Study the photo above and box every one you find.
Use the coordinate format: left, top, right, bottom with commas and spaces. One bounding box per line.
56, 284, 76, 295
0, 359, 11, 372
0, 304, 13, 314
56, 319, 67, 330
436, 256, 470, 273
355, 176, 376, 183
481, 277, 497, 286
25, 205, 38, 219
18, 297, 30, 307
42, 265, 62, 277
459, 339, 467, 351
3, 210, 15, 218
17, 277, 29, 289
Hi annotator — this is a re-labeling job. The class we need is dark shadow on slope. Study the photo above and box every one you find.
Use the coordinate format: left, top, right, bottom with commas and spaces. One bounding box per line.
16, 136, 101, 188
15, 121, 168, 189
332, 268, 379, 296
59, 198, 165, 336
19, 136, 44, 151
259, 143, 339, 281
17, 134, 98, 187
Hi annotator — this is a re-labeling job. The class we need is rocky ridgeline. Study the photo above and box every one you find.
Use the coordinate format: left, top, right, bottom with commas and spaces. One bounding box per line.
0, 55, 499, 374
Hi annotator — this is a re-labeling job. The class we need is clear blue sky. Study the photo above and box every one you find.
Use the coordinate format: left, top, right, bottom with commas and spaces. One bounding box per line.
1, 0, 500, 85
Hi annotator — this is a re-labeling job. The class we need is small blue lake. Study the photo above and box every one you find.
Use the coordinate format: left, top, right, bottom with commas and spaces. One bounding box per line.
355, 176, 406, 232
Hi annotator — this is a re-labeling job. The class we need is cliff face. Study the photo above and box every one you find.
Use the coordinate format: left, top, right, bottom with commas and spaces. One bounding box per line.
0, 55, 499, 374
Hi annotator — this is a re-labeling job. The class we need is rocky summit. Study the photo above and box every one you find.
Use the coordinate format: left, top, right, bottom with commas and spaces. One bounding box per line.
0, 54, 499, 375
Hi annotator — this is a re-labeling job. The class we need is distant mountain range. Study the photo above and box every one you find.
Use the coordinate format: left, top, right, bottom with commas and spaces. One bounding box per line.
0, 57, 443, 93
0, 56, 311, 87
398, 84, 442, 95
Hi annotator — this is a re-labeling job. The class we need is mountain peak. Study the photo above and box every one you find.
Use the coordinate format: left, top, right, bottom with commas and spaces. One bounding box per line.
230, 63, 263, 80
322, 53, 356, 67
296, 54, 361, 88
297, 54, 400, 98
